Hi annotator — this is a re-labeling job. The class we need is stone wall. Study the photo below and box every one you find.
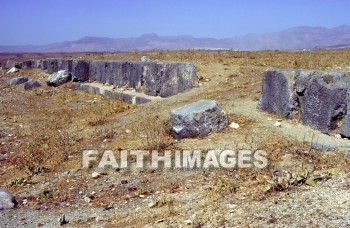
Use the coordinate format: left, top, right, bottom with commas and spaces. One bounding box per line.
258, 69, 350, 136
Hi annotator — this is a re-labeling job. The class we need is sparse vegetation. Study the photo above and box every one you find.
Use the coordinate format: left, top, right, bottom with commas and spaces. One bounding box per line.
0, 49, 349, 227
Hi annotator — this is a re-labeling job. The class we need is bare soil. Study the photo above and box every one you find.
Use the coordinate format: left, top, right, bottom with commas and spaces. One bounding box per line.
0, 50, 349, 227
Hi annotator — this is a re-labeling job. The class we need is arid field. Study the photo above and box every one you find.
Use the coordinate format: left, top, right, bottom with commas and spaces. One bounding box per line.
0, 50, 349, 227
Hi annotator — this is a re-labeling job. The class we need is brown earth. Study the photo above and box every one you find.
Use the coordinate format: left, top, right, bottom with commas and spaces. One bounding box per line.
0, 50, 349, 227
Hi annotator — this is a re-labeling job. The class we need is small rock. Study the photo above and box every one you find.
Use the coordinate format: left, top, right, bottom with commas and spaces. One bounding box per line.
272, 170, 282, 177
0, 188, 17, 210
267, 118, 273, 121
140, 56, 151, 62
346, 153, 350, 160
7, 76, 28, 86
121, 179, 128, 184
186, 183, 193, 189
7, 67, 19, 73
24, 80, 41, 90
184, 219, 192, 225
62, 170, 70, 175
273, 121, 281, 127
91, 172, 100, 179
229, 122, 240, 129
148, 202, 157, 208
58, 214, 68, 226
335, 133, 342, 139
95, 216, 105, 222
155, 219, 165, 224
84, 196, 91, 203
227, 204, 237, 209
125, 129, 131, 134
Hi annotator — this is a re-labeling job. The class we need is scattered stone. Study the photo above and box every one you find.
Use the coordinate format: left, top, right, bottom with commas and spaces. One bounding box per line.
186, 183, 193, 189
62, 170, 70, 175
121, 179, 128, 184
148, 201, 157, 208
84, 196, 91, 203
58, 214, 68, 226
155, 219, 165, 224
125, 129, 131, 134
24, 80, 41, 90
140, 56, 151, 62
273, 121, 282, 127
184, 219, 192, 225
7, 67, 19, 73
169, 100, 229, 139
229, 122, 240, 129
7, 76, 28, 86
91, 172, 100, 179
227, 204, 238, 209
47, 70, 71, 86
0, 188, 17, 210
335, 133, 342, 139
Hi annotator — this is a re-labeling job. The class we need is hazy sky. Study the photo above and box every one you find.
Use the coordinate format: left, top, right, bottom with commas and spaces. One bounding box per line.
1, 0, 349, 45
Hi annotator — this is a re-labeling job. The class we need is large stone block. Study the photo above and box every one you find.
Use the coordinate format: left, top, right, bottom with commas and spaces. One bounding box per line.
72, 60, 91, 82
339, 90, 350, 137
169, 100, 228, 139
299, 72, 349, 133
47, 70, 71, 87
257, 69, 298, 118
258, 69, 350, 134
4, 60, 20, 69
20, 60, 34, 69
159, 62, 198, 98
47, 59, 73, 74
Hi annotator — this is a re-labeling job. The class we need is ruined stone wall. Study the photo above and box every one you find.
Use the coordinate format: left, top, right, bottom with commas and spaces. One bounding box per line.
258, 69, 350, 137
16, 58, 198, 98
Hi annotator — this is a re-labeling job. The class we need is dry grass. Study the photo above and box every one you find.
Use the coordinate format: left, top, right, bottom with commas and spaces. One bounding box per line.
1, 49, 350, 226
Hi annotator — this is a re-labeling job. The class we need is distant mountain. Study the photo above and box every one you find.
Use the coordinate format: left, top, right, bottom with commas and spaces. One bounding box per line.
1, 25, 350, 52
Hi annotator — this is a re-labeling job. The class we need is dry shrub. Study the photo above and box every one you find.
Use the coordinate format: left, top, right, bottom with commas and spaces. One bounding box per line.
135, 116, 175, 151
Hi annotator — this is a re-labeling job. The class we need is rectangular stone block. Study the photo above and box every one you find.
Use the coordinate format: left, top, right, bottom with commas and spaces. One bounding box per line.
72, 60, 91, 82
47, 59, 73, 74
257, 69, 298, 118
258, 69, 350, 134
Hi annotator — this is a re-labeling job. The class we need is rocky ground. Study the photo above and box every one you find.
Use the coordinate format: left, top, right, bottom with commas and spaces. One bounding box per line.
0, 50, 349, 227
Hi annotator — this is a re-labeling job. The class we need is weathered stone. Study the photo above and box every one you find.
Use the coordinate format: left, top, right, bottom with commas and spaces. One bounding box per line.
258, 69, 350, 134
72, 60, 90, 82
24, 80, 41, 90
30, 59, 43, 68
340, 90, 350, 138
169, 100, 228, 139
41, 59, 48, 70
20, 60, 34, 69
7, 76, 28, 86
47, 70, 71, 86
72, 82, 161, 104
141, 56, 151, 62
7, 67, 19, 73
47, 59, 73, 74
158, 62, 198, 97
0, 188, 17, 210
299, 73, 349, 133
4, 60, 20, 69
257, 69, 297, 118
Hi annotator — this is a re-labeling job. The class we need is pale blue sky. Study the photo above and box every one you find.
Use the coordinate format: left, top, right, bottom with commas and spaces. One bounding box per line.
1, 0, 349, 45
